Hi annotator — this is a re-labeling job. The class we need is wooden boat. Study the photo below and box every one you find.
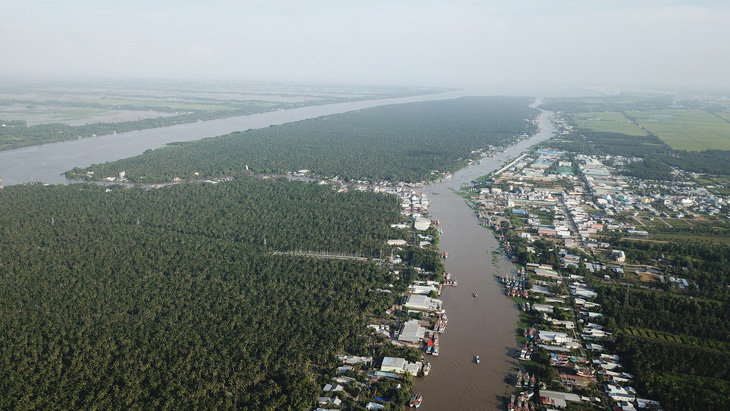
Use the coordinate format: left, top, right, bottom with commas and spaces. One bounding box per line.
409, 393, 423, 408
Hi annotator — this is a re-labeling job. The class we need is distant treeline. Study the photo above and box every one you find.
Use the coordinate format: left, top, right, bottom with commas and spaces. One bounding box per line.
0, 104, 277, 150
539, 95, 675, 113
68, 97, 538, 184
0, 88, 449, 151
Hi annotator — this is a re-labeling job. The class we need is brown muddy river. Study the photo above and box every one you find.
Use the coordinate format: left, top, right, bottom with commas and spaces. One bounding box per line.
414, 107, 554, 410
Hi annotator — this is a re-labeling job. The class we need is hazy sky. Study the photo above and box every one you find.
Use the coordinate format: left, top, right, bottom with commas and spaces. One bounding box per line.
2, 0, 729, 91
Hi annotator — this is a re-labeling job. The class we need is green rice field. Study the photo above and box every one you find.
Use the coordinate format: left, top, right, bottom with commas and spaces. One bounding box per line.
0, 105, 177, 126
573, 111, 647, 136
628, 109, 730, 151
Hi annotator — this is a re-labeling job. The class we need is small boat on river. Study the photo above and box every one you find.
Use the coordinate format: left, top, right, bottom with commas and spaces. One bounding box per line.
409, 393, 423, 408
475, 355, 480, 364
421, 361, 431, 376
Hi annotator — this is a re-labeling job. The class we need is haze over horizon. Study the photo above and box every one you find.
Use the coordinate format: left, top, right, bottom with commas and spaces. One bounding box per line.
3, 0, 730, 93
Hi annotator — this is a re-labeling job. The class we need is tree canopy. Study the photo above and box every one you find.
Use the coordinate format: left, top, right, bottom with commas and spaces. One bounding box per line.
68, 97, 538, 184
0, 179, 403, 409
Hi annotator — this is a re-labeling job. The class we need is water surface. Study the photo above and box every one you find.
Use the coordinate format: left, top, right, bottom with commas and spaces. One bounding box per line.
414, 108, 554, 410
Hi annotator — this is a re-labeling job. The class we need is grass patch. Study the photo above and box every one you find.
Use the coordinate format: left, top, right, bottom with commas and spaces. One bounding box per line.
516, 310, 535, 330
509, 213, 526, 228
533, 209, 554, 225
492, 250, 500, 266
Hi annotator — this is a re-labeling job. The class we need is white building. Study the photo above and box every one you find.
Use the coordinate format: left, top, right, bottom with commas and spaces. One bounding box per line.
413, 218, 431, 231
540, 390, 582, 408
380, 357, 407, 373
398, 320, 426, 343
404, 295, 442, 312
606, 384, 636, 402
539, 330, 571, 344
380, 356, 421, 375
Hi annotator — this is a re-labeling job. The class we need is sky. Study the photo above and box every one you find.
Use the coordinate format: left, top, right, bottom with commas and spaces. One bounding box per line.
2, 0, 729, 92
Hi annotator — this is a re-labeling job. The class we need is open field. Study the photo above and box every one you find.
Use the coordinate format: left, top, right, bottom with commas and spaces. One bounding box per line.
637, 271, 661, 284
623, 212, 730, 244
0, 104, 178, 126
627, 109, 730, 151
0, 79, 447, 150
715, 112, 730, 123
0, 79, 444, 127
572, 111, 647, 136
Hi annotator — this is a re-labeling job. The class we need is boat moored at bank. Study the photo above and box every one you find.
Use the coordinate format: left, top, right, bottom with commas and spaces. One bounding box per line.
409, 393, 423, 408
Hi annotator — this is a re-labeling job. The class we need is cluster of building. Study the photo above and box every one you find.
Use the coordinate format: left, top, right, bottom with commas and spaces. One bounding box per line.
314, 184, 454, 410
471, 144, 721, 298
386, 190, 437, 248
315, 355, 426, 411
478, 143, 728, 251
472, 147, 676, 409
498, 260, 664, 410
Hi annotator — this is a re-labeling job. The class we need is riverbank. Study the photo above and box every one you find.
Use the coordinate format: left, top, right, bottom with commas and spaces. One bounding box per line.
412, 106, 555, 410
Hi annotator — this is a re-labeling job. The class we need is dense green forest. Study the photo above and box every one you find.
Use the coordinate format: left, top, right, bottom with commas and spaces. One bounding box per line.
0, 179, 405, 409
596, 285, 730, 342
67, 97, 538, 184
594, 284, 730, 410
620, 158, 675, 181
582, 238, 730, 409
613, 333, 730, 410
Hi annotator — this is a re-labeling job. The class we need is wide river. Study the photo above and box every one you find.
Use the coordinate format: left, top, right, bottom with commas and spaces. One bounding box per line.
0, 91, 468, 186
414, 106, 555, 410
